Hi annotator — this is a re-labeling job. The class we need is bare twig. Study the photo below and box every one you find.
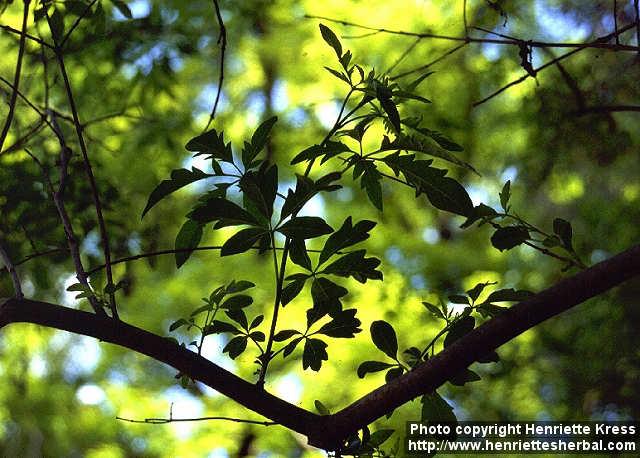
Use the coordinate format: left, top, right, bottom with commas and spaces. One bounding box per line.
48, 14, 118, 319
116, 415, 275, 426
0, 241, 23, 299
14, 248, 67, 267
391, 42, 468, 79
304, 14, 640, 52
0, 120, 45, 155
0, 0, 30, 153
386, 36, 421, 74
24, 147, 106, 316
472, 20, 640, 107
205, 0, 227, 130
60, 0, 100, 47
0, 23, 51, 49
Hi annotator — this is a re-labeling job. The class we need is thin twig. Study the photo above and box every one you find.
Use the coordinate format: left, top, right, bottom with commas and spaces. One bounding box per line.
576, 105, 640, 114
635, 0, 640, 57
60, 0, 100, 47
13, 248, 67, 267
0, 241, 24, 299
386, 37, 421, 74
0, 0, 30, 153
304, 14, 640, 52
472, 20, 640, 107
116, 415, 276, 426
24, 148, 106, 316
614, 0, 620, 45
0, 120, 45, 155
48, 14, 118, 318
0, 23, 51, 49
205, 0, 227, 130
391, 42, 467, 79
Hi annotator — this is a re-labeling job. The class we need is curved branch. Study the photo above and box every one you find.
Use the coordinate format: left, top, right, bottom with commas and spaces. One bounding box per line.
0, 298, 319, 437
1, 244, 639, 451
313, 244, 640, 448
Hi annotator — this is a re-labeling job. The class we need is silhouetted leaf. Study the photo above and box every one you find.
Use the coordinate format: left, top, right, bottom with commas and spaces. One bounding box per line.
243, 116, 277, 166
421, 392, 457, 423
169, 318, 189, 332
185, 128, 233, 162
225, 309, 248, 329
142, 167, 211, 217
422, 301, 445, 321
319, 24, 342, 58
226, 280, 255, 293
357, 361, 394, 378
239, 164, 278, 219
371, 320, 398, 360
500, 180, 511, 211
174, 219, 203, 268
466, 281, 497, 302
485, 288, 533, 302
303, 338, 328, 371
317, 309, 361, 338
189, 197, 259, 227
291, 141, 352, 165
221, 227, 266, 256
205, 320, 240, 335
289, 238, 312, 270
274, 329, 301, 342
277, 216, 333, 239
477, 350, 500, 363
444, 316, 475, 348
322, 250, 382, 283
310, 277, 348, 319
361, 164, 383, 210
319, 217, 376, 266
553, 217, 573, 251
385, 367, 404, 383
281, 278, 306, 306
249, 315, 264, 330
368, 429, 394, 447
315, 400, 331, 415
223, 336, 247, 359
221, 295, 253, 310
282, 337, 303, 357
110, 0, 132, 19
491, 226, 529, 251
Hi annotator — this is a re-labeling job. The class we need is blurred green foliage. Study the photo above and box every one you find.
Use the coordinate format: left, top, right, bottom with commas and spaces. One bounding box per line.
1, 0, 639, 456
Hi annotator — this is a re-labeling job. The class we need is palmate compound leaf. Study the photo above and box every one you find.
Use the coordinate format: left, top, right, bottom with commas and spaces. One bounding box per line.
142, 167, 212, 218
175, 219, 204, 268
317, 309, 361, 338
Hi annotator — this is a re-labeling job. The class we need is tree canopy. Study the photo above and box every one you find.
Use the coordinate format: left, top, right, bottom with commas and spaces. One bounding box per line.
1, 0, 639, 456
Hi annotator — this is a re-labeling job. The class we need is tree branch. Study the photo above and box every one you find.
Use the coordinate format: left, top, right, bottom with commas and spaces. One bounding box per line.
0, 241, 23, 299
1, 244, 639, 450
205, 0, 227, 130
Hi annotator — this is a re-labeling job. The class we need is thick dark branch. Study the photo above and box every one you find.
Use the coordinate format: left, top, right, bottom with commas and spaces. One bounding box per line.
0, 298, 319, 437
312, 244, 640, 449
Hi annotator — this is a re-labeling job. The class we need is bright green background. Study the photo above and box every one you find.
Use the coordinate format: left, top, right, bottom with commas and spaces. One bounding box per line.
1, 0, 639, 456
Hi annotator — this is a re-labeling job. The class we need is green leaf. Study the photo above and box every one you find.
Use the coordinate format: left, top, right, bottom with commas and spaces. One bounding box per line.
460, 203, 498, 228
315, 400, 331, 415
110, 0, 132, 19
189, 197, 259, 227
448, 294, 469, 305
169, 318, 189, 332
370, 320, 398, 360
205, 320, 240, 335
282, 337, 304, 357
249, 315, 264, 329
377, 94, 401, 133
466, 281, 497, 302
421, 392, 457, 423
175, 219, 203, 268
185, 128, 233, 162
357, 361, 395, 378
221, 227, 266, 256
289, 238, 312, 270
280, 173, 341, 220
319, 217, 376, 266
302, 338, 329, 371
322, 250, 382, 283
244, 116, 277, 165
249, 331, 265, 342
310, 277, 348, 319
274, 329, 300, 342
422, 301, 445, 320
281, 278, 307, 306
444, 316, 475, 348
221, 295, 253, 310
553, 217, 573, 251
319, 24, 342, 58
500, 180, 511, 211
449, 368, 481, 386
239, 164, 278, 219
290, 141, 351, 165
324, 66, 351, 84
491, 226, 530, 251
142, 167, 211, 217
485, 288, 533, 303
225, 309, 248, 329
385, 367, 404, 383
381, 133, 475, 173
277, 216, 333, 239
225, 280, 255, 294
361, 164, 383, 210
223, 336, 248, 359
66, 282, 91, 293
317, 309, 361, 338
